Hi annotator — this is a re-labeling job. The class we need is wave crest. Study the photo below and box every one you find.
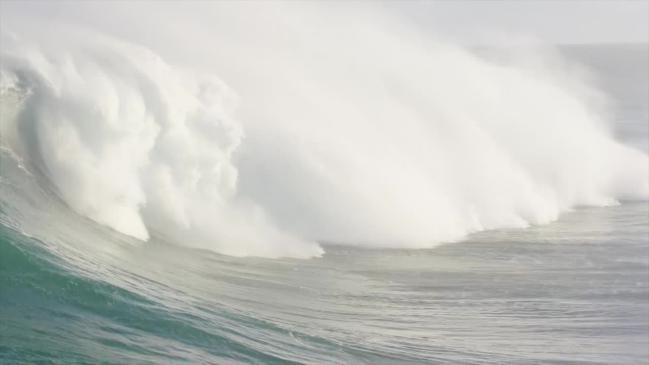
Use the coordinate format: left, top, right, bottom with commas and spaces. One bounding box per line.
1, 5, 647, 258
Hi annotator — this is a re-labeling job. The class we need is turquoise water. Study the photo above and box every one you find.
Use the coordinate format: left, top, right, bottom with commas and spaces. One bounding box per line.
1, 198, 648, 364
1, 45, 648, 364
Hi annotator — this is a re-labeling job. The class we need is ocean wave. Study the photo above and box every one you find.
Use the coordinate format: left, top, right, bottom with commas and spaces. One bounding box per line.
1, 3, 647, 258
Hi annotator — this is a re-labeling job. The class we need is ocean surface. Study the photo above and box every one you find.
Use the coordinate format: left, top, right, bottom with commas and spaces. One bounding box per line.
1, 44, 648, 365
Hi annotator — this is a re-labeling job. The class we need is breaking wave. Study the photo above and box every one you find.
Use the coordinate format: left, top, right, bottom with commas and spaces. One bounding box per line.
1, 3, 647, 258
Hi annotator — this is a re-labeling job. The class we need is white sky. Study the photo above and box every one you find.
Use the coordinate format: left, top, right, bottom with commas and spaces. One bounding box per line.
1, 0, 648, 45
388, 0, 649, 44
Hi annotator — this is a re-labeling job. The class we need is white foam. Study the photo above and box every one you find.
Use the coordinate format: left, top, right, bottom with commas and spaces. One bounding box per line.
1, 3, 647, 258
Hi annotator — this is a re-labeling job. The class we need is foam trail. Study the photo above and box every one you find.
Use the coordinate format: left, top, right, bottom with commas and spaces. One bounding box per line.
0, 3, 647, 258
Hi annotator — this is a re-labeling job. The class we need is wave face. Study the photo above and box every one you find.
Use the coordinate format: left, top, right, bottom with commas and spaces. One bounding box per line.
1, 3, 648, 258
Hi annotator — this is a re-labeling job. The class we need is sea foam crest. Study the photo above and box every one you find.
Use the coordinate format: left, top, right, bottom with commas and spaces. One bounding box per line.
1, 6, 647, 258
0, 31, 321, 258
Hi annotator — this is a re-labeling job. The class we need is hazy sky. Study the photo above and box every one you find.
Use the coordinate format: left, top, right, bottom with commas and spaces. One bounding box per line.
1, 0, 648, 45
390, 0, 649, 44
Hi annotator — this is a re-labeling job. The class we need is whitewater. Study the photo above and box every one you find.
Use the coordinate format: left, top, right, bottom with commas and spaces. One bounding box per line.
1, 2, 648, 364
1, 3, 647, 259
